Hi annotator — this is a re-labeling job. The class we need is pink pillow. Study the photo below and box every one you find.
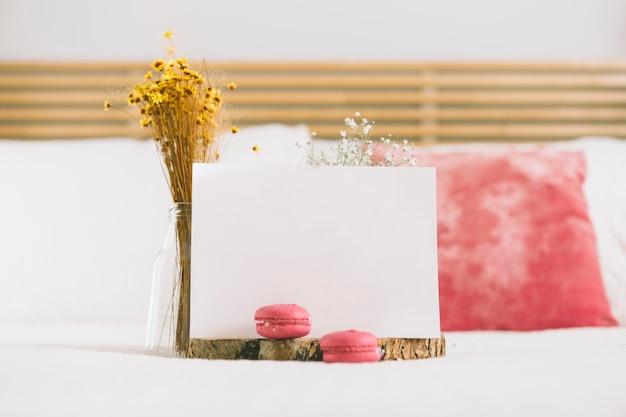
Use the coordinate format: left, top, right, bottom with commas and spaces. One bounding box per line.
417, 150, 617, 330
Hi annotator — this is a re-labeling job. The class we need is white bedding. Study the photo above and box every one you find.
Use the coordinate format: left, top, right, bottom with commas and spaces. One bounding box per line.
2, 126, 626, 416
2, 324, 626, 416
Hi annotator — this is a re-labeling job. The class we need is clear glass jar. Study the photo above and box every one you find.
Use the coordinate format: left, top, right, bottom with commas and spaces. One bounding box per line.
145, 202, 192, 357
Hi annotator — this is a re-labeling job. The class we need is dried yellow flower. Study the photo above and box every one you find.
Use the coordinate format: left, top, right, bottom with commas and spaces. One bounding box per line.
152, 60, 165, 72
252, 145, 260, 154
176, 58, 188, 70
227, 82, 237, 90
104, 101, 111, 111
119, 31, 244, 198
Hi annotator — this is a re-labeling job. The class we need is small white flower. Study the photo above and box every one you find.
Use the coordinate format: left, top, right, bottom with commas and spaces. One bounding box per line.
344, 118, 357, 129
301, 113, 416, 168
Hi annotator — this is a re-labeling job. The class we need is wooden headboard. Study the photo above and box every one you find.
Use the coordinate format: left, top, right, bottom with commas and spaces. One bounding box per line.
2, 61, 626, 142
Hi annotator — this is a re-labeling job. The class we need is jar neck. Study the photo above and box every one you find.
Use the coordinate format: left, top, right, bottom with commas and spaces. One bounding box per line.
169, 202, 192, 218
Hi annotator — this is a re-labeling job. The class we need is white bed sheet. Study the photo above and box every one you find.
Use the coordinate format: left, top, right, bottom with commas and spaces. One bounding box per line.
2, 131, 626, 416
2, 324, 625, 417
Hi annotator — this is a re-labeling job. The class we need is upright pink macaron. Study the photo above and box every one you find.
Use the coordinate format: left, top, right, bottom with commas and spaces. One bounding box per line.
319, 330, 382, 363
254, 304, 311, 339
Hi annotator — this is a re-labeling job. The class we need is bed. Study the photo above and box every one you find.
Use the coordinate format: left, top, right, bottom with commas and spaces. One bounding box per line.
1, 61, 626, 416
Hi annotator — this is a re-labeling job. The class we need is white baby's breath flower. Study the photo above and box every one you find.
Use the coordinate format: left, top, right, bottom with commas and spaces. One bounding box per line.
346, 118, 358, 129
297, 113, 416, 167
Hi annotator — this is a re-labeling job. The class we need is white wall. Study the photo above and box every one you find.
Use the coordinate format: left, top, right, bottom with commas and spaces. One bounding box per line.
2, 0, 626, 61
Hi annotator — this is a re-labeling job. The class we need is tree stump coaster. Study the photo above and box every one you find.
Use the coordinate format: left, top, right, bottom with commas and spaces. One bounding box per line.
188, 335, 445, 361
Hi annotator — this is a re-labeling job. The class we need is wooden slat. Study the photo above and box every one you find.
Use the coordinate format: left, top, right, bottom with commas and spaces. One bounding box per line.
0, 74, 143, 89
422, 108, 626, 120
219, 61, 626, 71
306, 124, 626, 139
4, 106, 626, 122
230, 74, 626, 89
0, 91, 126, 105
232, 91, 626, 105
4, 122, 624, 141
3, 90, 626, 107
234, 107, 626, 122
425, 91, 626, 104
1, 108, 136, 121
5, 107, 626, 124
0, 124, 144, 139
7, 68, 626, 89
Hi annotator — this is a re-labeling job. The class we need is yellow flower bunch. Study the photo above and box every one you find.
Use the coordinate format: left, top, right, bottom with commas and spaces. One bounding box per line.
123, 31, 238, 202
128, 56, 235, 166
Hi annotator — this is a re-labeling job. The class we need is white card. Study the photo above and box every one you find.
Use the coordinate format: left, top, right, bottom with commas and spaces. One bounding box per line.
190, 164, 440, 339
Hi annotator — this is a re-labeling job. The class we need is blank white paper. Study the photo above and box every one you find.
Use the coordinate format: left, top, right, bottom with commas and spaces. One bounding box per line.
190, 164, 440, 339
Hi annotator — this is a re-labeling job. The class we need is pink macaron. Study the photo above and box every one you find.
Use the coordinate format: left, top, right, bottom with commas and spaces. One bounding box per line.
319, 330, 382, 363
254, 304, 311, 339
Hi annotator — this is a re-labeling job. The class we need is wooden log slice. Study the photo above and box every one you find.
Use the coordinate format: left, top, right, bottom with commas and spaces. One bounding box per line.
188, 335, 445, 361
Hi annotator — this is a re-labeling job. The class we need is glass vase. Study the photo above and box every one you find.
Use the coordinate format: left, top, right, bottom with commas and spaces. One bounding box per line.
146, 202, 192, 357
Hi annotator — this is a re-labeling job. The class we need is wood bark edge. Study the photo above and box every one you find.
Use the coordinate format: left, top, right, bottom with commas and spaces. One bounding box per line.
188, 335, 445, 361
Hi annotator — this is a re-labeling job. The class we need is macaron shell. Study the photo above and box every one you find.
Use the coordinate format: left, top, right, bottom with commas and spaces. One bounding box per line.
256, 321, 311, 339
254, 304, 310, 321
321, 348, 383, 363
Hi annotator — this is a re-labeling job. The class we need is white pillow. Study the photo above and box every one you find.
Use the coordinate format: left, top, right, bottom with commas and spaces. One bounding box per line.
0, 137, 170, 324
